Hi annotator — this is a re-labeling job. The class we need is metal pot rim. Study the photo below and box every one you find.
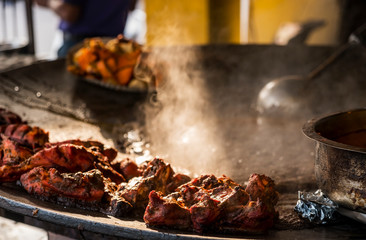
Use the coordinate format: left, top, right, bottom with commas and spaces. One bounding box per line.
302, 108, 366, 154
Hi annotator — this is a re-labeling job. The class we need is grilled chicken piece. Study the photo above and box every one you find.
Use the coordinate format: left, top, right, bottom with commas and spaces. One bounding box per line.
47, 139, 125, 183
144, 190, 191, 230
177, 175, 244, 207
47, 139, 117, 162
215, 173, 279, 233
20, 167, 105, 202
27, 144, 95, 172
102, 178, 133, 217
0, 138, 34, 181
0, 108, 23, 126
180, 175, 250, 232
245, 173, 279, 205
93, 156, 126, 184
2, 124, 49, 149
166, 173, 191, 193
0, 144, 96, 182
144, 174, 278, 234
0, 138, 33, 166
116, 176, 153, 215
111, 157, 142, 181
115, 158, 175, 215
189, 194, 221, 232
219, 199, 277, 234
142, 157, 175, 192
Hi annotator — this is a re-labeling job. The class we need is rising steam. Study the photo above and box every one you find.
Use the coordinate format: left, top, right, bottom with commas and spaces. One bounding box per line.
143, 50, 229, 177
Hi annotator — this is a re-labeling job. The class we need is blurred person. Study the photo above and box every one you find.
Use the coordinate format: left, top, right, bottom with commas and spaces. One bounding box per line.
33, 0, 135, 57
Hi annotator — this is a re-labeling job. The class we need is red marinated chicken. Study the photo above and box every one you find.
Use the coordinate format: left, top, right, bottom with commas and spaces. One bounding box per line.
219, 174, 279, 233
245, 173, 279, 209
0, 143, 96, 182
0, 137, 35, 181
0, 108, 23, 127
93, 156, 126, 184
20, 167, 105, 202
144, 174, 278, 234
0, 138, 33, 167
101, 178, 134, 217
113, 158, 191, 216
26, 144, 96, 172
115, 158, 176, 214
47, 139, 125, 183
2, 124, 49, 149
144, 190, 192, 230
46, 139, 117, 162
111, 157, 142, 181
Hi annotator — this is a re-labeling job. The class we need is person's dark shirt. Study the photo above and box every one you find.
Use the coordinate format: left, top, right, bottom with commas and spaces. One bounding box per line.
60, 0, 131, 37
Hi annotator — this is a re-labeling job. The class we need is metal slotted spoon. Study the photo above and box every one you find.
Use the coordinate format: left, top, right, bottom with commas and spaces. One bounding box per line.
256, 23, 366, 116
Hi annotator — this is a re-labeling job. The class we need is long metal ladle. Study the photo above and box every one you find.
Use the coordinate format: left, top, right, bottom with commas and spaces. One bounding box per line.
256, 23, 366, 115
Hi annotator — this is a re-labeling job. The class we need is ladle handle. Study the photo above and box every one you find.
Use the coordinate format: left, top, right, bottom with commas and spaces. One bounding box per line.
306, 42, 352, 80
307, 22, 366, 80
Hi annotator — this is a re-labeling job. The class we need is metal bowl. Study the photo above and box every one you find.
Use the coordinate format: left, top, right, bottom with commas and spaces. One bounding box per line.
303, 108, 366, 213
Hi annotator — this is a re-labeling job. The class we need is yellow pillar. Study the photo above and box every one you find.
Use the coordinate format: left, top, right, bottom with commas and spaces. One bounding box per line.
145, 0, 240, 46
145, 0, 209, 46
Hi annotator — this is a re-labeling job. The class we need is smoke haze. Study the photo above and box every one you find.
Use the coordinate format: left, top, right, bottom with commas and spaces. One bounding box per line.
143, 49, 230, 177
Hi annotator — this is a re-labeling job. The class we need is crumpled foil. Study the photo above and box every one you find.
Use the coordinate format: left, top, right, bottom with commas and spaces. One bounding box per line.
294, 189, 339, 224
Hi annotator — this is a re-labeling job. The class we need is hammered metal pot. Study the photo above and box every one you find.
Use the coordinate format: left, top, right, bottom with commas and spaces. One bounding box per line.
303, 109, 366, 213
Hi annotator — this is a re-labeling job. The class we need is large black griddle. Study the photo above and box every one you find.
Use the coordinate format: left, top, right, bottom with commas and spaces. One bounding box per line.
1, 44, 366, 239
